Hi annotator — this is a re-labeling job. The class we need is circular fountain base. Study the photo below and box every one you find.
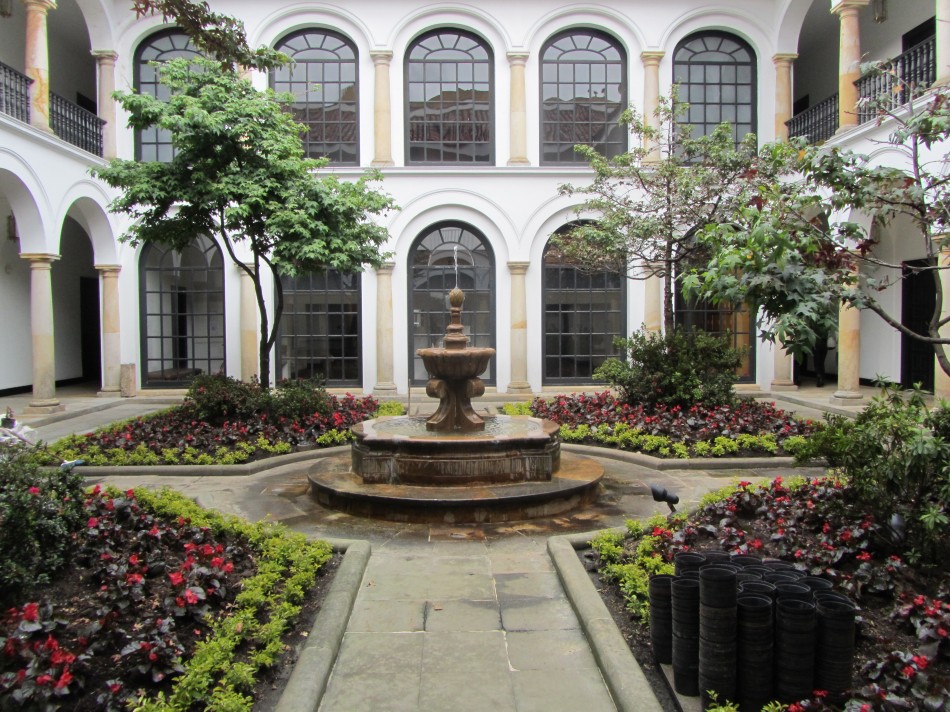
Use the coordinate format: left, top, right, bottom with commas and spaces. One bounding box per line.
307, 451, 603, 524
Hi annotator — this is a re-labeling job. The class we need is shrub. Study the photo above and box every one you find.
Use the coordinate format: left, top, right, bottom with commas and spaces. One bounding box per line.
375, 401, 406, 416
0, 458, 87, 604
185, 373, 262, 421
268, 377, 332, 420
594, 327, 743, 408
792, 382, 950, 567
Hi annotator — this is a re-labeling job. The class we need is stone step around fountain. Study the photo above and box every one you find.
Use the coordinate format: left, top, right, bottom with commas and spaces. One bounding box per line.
307, 451, 604, 524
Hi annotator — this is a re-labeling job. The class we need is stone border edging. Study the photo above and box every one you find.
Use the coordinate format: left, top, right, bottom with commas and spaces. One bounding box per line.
274, 538, 371, 712
548, 530, 665, 712
564, 443, 797, 470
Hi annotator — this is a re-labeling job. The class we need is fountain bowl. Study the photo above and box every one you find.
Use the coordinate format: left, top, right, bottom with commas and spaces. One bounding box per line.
416, 346, 494, 381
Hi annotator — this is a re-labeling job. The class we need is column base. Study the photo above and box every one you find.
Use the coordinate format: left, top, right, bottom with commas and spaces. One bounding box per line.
506, 382, 533, 395
24, 401, 65, 415
373, 383, 398, 395
507, 158, 530, 166
97, 388, 121, 398
770, 380, 798, 392
830, 390, 864, 405
370, 160, 394, 167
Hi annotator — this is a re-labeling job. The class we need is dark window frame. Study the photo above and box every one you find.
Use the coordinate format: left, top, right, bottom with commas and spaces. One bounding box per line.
539, 29, 627, 165
271, 28, 360, 165
404, 29, 495, 165
407, 222, 496, 385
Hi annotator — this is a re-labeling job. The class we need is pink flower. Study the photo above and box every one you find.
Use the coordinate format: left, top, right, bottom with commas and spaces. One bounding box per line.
168, 571, 185, 586
87, 517, 99, 528
28, 487, 40, 495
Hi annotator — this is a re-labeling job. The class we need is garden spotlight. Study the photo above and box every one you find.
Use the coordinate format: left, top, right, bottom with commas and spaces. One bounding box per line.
650, 484, 679, 513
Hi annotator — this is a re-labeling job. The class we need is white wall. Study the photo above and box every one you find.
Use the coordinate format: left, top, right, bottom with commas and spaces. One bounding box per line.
52, 218, 97, 381
0, 201, 33, 391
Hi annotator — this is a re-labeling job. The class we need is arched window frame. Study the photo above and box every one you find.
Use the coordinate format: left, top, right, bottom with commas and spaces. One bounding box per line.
139, 236, 226, 388
404, 29, 494, 165
672, 31, 757, 148
407, 222, 495, 385
540, 29, 627, 164
270, 29, 360, 165
542, 228, 626, 384
133, 28, 202, 162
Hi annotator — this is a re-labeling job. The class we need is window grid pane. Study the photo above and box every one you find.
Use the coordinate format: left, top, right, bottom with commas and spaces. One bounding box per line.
673, 294, 756, 382
276, 271, 361, 386
409, 224, 495, 384
134, 30, 203, 162
541, 30, 627, 164
406, 31, 494, 164
672, 31, 756, 148
542, 235, 626, 383
271, 30, 359, 164
139, 236, 225, 388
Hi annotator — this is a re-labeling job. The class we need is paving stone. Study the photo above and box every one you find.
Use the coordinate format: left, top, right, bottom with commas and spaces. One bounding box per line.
495, 571, 563, 599
506, 629, 601, 671
358, 572, 430, 600
318, 671, 421, 711
347, 599, 427, 632
423, 599, 502, 632
511, 669, 616, 712
500, 596, 580, 631
332, 632, 424, 675
426, 572, 496, 600
489, 551, 555, 574
421, 630, 510, 673
418, 670, 518, 712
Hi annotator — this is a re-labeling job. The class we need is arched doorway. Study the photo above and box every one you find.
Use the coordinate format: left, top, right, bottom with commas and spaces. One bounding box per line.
408, 223, 495, 385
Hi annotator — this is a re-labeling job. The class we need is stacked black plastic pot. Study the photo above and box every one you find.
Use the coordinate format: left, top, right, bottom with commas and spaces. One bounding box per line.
652, 553, 858, 711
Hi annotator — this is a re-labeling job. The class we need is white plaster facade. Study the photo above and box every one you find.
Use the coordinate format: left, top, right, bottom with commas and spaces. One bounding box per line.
0, 0, 946, 405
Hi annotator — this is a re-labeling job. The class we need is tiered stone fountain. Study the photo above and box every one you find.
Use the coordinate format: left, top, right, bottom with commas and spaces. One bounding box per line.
307, 287, 603, 523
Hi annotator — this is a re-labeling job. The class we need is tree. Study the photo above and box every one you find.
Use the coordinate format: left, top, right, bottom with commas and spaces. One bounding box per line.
689, 87, 950, 376
93, 58, 395, 388
556, 95, 788, 331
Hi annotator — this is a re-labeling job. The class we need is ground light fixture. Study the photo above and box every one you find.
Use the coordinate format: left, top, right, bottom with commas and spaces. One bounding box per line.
650, 484, 679, 513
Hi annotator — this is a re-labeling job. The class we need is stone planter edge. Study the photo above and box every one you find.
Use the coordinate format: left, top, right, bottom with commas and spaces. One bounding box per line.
273, 538, 371, 712
548, 529, 665, 712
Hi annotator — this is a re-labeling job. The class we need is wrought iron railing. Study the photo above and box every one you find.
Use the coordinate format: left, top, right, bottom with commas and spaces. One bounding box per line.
856, 36, 936, 123
0, 60, 32, 124
786, 93, 839, 144
49, 91, 105, 156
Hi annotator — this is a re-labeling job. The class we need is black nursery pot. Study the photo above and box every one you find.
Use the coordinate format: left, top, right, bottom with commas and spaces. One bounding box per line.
775, 599, 816, 702
649, 575, 675, 665
774, 582, 813, 603
674, 552, 708, 576
700, 566, 738, 608
800, 576, 834, 593
815, 598, 857, 695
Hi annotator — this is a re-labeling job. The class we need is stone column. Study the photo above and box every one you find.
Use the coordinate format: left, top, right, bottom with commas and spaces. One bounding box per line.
507, 52, 530, 166
95, 264, 121, 395
21, 253, 63, 413
772, 53, 798, 141
643, 269, 663, 333
92, 51, 118, 158
239, 267, 258, 382
641, 51, 665, 162
833, 0, 870, 132
832, 297, 864, 404
938, 0, 950, 86
771, 341, 798, 391
23, 0, 57, 134
374, 263, 397, 393
507, 262, 532, 393
370, 51, 394, 167
934, 238, 950, 399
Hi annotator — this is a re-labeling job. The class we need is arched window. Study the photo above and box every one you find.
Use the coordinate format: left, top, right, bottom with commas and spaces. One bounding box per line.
408, 223, 495, 384
540, 30, 626, 164
277, 270, 361, 386
405, 30, 493, 164
271, 30, 359, 164
673, 31, 756, 146
134, 29, 202, 162
139, 235, 225, 388
543, 231, 625, 383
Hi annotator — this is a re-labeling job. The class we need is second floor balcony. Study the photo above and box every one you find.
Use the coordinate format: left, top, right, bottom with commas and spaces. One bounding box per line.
787, 35, 936, 144
0, 60, 104, 157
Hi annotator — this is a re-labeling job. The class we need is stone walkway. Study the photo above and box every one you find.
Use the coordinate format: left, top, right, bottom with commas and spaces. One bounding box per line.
4, 386, 854, 711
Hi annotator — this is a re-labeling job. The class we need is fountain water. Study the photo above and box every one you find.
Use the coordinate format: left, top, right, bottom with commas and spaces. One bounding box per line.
307, 286, 603, 523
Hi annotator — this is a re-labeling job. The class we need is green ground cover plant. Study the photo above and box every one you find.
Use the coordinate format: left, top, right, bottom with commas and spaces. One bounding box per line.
592, 476, 950, 711
0, 453, 332, 710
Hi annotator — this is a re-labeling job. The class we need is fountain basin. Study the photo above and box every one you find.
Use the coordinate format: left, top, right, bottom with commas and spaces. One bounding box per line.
351, 415, 560, 485
416, 346, 494, 381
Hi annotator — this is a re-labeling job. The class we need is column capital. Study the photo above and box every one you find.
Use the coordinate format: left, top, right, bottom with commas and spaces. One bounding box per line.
376, 262, 396, 276
370, 50, 393, 64
831, 0, 870, 16
507, 261, 530, 275
640, 50, 665, 66
94, 263, 121, 274
91, 49, 118, 63
772, 53, 799, 65
20, 252, 59, 265
22, 0, 57, 11
507, 51, 530, 66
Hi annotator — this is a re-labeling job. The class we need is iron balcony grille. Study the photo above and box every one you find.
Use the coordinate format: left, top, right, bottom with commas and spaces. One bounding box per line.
856, 36, 936, 124
786, 93, 839, 144
50, 91, 105, 157
0, 60, 31, 124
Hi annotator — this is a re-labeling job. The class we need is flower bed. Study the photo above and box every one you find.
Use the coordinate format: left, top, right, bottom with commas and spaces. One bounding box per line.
590, 476, 950, 710
0, 459, 333, 711
33, 392, 388, 467
513, 392, 815, 458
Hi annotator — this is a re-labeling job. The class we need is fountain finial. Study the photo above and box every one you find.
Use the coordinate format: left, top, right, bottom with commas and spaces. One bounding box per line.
449, 287, 464, 308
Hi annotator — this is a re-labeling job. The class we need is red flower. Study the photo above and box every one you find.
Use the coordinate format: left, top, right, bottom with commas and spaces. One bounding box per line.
55, 670, 73, 689
168, 571, 185, 586
126, 573, 143, 586
35, 674, 53, 687
749, 539, 763, 550
856, 551, 871, 561
87, 517, 99, 528
184, 589, 199, 605
912, 655, 929, 669
109, 682, 122, 693
22, 602, 39, 622
902, 665, 916, 678
128, 554, 139, 566
28, 486, 40, 495
839, 529, 852, 543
